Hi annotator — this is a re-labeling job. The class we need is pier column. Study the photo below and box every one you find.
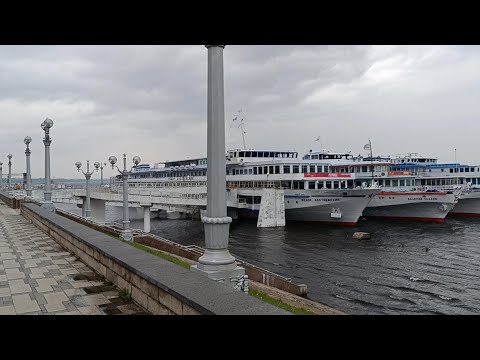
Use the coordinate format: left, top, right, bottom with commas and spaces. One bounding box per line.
76, 197, 86, 217
191, 45, 246, 292
141, 203, 152, 233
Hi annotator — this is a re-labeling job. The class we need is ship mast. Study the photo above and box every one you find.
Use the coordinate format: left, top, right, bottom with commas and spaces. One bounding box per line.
233, 109, 247, 150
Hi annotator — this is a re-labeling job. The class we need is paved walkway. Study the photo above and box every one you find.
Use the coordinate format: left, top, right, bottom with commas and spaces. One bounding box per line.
0, 200, 146, 315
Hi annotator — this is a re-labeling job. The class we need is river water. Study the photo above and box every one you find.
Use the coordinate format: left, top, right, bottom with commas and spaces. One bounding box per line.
55, 202, 480, 315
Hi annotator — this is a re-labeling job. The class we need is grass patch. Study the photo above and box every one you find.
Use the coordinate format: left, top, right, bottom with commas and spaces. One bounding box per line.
118, 288, 132, 302
248, 288, 316, 315
121, 240, 191, 270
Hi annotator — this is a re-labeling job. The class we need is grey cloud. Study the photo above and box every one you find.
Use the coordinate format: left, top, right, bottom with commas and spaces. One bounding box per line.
1, 45, 480, 179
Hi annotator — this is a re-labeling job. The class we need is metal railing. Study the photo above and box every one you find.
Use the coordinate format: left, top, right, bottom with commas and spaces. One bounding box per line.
54, 208, 292, 283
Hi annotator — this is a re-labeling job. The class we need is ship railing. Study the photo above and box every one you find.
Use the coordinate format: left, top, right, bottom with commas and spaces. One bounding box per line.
112, 180, 208, 189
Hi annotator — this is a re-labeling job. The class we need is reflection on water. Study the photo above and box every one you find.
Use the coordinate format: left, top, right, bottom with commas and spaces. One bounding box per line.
55, 202, 480, 315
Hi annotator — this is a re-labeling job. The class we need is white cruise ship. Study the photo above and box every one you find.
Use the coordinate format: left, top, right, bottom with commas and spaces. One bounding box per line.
390, 154, 480, 217
124, 149, 381, 226
302, 150, 459, 223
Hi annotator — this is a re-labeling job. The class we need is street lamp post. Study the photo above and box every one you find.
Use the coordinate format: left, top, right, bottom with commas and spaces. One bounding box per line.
7, 154, 12, 188
75, 160, 100, 219
191, 45, 246, 292
108, 154, 141, 242
266, 172, 270, 187
0, 162, 3, 188
100, 162, 106, 186
24, 136, 33, 197
41, 118, 54, 204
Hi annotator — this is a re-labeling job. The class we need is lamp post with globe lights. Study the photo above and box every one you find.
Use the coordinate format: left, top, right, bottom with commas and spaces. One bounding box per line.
108, 154, 141, 241
100, 162, 107, 186
24, 136, 33, 197
7, 154, 13, 188
75, 160, 100, 220
41, 118, 54, 204
7, 154, 14, 188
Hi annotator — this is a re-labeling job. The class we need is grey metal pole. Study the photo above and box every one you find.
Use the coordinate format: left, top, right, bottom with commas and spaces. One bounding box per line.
85, 160, 91, 219
7, 154, 12, 188
0, 162, 3, 188
121, 154, 132, 241
42, 121, 53, 202
100, 163, 104, 186
25, 137, 32, 197
194, 45, 238, 274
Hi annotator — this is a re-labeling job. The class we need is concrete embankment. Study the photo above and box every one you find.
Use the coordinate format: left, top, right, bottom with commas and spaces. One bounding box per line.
18, 201, 287, 315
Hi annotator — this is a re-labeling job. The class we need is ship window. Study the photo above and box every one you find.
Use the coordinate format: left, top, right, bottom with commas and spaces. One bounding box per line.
471, 168, 475, 172
392, 180, 398, 186
466, 168, 470, 172
400, 180, 405, 186
253, 167, 257, 175
226, 170, 229, 175
293, 165, 299, 174
441, 169, 444, 172
362, 166, 368, 172
268, 152, 273, 157
275, 165, 280, 174
252, 152, 257, 157
304, 155, 310, 160
239, 152, 245, 157
246, 152, 251, 157
249, 169, 253, 174
347, 180, 354, 188
460, 168, 464, 172
269, 166, 274, 174
325, 181, 332, 189
312, 155, 319, 159
450, 169, 453, 173
262, 152, 268, 157
284, 166, 291, 174
258, 167, 263, 174
309, 181, 316, 189
264, 166, 268, 174
310, 165, 315, 173
302, 165, 308, 173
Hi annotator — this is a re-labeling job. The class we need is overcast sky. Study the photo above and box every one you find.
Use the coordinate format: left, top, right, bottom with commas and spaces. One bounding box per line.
0, 45, 479, 179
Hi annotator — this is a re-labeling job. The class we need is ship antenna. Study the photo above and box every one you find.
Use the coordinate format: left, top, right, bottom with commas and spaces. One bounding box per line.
315, 136, 323, 149
233, 109, 247, 150
364, 140, 374, 186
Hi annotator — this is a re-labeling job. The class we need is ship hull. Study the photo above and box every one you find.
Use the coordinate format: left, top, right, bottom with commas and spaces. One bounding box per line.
363, 192, 457, 222
449, 192, 480, 216
284, 188, 378, 225
237, 188, 378, 226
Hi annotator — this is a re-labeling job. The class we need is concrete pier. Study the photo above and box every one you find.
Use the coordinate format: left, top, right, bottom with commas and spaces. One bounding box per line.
141, 203, 152, 233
